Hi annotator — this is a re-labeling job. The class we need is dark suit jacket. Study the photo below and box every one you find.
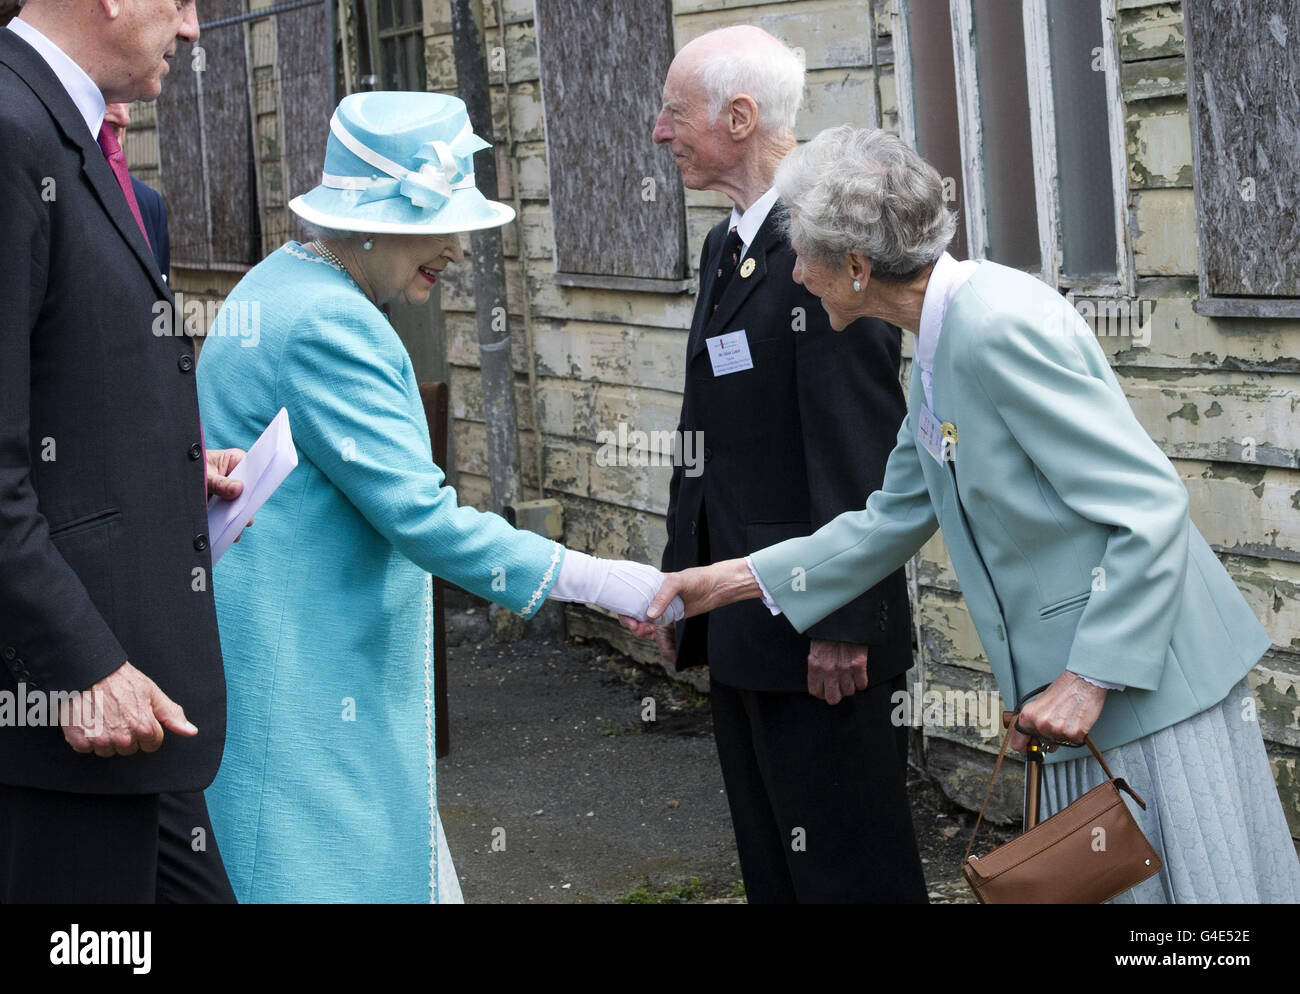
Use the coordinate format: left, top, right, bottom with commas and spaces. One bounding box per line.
0, 31, 225, 794
131, 176, 170, 281
662, 204, 914, 692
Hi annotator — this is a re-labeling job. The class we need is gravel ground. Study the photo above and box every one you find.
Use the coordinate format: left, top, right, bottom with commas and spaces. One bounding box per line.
436, 601, 1015, 904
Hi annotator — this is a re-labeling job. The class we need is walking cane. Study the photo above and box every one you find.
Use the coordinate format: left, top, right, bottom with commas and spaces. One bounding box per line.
1023, 738, 1044, 831
1002, 707, 1045, 831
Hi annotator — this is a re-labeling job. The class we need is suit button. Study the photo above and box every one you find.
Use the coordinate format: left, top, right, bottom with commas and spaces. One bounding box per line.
188, 442, 203, 461
689, 521, 696, 536
194, 534, 209, 552
178, 354, 194, 373
2, 647, 14, 661
703, 448, 713, 462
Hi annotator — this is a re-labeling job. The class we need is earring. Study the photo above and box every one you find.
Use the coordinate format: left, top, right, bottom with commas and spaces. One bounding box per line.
362, 239, 374, 251
853, 279, 862, 292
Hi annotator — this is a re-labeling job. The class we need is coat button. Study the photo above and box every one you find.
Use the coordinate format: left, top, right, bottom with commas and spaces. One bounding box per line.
2, 647, 14, 661
703, 448, 713, 462
689, 521, 697, 536
194, 534, 209, 552
178, 354, 194, 373
188, 442, 203, 461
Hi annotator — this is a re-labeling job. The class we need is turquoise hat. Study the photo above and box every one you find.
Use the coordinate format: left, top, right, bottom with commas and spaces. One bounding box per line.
289, 91, 515, 235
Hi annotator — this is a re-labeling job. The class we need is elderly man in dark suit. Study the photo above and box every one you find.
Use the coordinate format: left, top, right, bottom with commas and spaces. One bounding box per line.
0, 0, 243, 902
634, 25, 927, 903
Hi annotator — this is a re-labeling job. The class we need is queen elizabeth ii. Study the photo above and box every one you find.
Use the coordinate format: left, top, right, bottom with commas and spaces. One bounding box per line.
197, 91, 679, 903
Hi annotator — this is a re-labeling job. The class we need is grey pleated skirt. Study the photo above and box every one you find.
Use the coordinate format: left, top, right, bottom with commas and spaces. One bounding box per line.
1039, 677, 1300, 903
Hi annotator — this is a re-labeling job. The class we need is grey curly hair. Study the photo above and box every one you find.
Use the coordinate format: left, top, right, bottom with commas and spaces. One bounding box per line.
775, 125, 957, 281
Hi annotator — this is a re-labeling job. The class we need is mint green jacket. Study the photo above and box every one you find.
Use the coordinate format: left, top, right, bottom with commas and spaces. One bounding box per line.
750, 263, 1268, 760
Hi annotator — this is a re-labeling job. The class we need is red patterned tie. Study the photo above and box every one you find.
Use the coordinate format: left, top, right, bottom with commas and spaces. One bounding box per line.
96, 122, 151, 248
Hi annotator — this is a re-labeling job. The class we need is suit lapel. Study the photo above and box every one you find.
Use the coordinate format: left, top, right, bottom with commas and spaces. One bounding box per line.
686, 228, 726, 360
0, 31, 171, 303
689, 205, 783, 362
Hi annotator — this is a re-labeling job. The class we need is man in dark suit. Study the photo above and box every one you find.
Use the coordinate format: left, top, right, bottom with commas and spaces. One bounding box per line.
0, 0, 243, 902
639, 25, 928, 902
105, 101, 171, 280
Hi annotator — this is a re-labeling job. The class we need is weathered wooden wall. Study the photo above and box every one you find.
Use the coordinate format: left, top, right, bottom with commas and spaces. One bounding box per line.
428, 0, 1299, 845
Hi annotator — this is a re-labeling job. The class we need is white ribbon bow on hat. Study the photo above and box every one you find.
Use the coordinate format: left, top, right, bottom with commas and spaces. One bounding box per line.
320, 113, 490, 211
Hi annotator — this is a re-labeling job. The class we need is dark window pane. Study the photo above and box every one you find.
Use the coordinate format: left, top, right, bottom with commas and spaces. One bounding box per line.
382, 36, 398, 88
972, 0, 1040, 270
1047, 0, 1117, 279
906, 0, 967, 260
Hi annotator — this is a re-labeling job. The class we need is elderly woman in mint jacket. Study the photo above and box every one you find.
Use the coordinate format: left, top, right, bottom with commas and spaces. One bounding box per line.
639, 126, 1300, 903
197, 92, 680, 903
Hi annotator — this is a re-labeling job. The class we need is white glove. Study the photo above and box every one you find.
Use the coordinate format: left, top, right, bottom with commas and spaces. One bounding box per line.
547, 550, 685, 625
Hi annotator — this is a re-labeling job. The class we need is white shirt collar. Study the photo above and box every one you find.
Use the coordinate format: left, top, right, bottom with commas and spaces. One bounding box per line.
7, 18, 106, 140
728, 186, 780, 256
916, 251, 980, 409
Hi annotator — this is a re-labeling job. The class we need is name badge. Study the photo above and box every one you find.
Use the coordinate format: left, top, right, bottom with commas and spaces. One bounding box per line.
918, 403, 956, 465
706, 330, 755, 376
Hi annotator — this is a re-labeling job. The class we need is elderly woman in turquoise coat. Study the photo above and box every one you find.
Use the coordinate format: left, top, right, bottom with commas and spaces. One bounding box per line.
198, 92, 680, 903
640, 126, 1300, 903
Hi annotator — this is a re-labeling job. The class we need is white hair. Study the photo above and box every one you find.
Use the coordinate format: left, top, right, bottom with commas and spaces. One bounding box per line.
776, 125, 957, 280
695, 36, 805, 138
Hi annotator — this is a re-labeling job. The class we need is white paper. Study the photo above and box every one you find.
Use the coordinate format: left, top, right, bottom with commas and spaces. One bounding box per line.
706, 329, 755, 376
206, 407, 298, 564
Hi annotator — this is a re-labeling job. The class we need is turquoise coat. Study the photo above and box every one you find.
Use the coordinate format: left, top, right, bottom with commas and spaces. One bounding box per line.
751, 262, 1268, 760
196, 242, 563, 901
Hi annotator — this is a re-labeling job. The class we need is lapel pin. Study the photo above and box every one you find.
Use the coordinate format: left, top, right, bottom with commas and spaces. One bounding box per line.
739, 258, 756, 278
941, 422, 958, 445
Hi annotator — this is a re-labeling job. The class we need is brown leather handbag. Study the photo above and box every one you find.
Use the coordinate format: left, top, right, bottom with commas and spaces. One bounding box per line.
962, 688, 1163, 904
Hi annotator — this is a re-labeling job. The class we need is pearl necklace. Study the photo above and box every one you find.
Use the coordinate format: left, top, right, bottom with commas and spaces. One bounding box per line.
308, 240, 364, 294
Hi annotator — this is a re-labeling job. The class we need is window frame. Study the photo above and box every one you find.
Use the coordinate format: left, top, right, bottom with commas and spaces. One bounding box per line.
896, 0, 1135, 297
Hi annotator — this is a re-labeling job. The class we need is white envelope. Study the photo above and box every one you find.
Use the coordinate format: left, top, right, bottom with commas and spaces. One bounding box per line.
206, 407, 298, 564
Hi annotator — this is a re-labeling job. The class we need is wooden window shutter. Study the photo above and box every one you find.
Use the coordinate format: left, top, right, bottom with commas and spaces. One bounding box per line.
1186, 0, 1300, 314
534, 0, 688, 287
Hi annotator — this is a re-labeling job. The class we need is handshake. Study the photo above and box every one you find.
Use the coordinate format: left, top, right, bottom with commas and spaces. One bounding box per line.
553, 554, 871, 706
550, 553, 760, 633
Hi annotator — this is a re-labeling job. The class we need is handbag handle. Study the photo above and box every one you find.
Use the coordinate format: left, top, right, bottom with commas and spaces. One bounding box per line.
962, 684, 1145, 864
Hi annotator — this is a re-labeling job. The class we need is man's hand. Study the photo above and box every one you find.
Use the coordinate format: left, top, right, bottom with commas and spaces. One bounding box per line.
807, 639, 868, 705
620, 615, 677, 663
60, 661, 198, 758
206, 447, 247, 501
1006, 670, 1108, 753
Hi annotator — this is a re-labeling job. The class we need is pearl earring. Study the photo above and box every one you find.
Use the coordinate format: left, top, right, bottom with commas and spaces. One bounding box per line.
853, 279, 862, 292
363, 239, 374, 251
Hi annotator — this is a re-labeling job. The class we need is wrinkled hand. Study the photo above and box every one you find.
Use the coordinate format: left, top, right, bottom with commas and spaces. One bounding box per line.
60, 661, 198, 757
206, 447, 247, 502
807, 639, 868, 705
1007, 670, 1108, 753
